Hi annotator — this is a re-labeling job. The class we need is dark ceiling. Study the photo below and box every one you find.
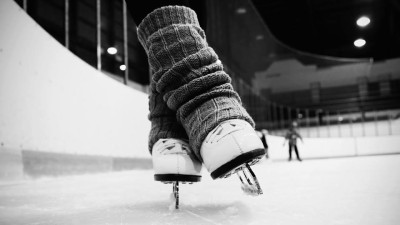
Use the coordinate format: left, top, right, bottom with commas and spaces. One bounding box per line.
250, 0, 400, 61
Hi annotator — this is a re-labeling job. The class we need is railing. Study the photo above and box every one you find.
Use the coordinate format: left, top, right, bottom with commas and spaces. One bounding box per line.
14, 0, 150, 90
226, 66, 400, 138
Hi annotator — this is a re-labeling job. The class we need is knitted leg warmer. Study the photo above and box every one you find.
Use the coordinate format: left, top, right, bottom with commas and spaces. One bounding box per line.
147, 81, 188, 154
138, 6, 254, 161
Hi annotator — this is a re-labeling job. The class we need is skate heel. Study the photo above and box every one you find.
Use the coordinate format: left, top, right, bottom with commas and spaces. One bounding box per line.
210, 148, 265, 179
155, 174, 201, 182
200, 119, 266, 180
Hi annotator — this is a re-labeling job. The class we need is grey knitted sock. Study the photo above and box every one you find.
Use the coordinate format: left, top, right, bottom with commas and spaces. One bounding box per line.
147, 82, 188, 154
138, 6, 254, 161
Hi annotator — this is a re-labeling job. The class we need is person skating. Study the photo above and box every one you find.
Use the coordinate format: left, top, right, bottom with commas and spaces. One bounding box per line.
283, 122, 303, 162
257, 129, 269, 159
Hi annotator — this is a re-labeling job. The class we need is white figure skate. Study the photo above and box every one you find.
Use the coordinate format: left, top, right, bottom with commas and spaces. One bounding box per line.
200, 119, 265, 195
152, 138, 202, 209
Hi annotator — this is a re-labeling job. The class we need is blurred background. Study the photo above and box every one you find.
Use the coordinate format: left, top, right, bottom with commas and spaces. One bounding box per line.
11, 0, 400, 137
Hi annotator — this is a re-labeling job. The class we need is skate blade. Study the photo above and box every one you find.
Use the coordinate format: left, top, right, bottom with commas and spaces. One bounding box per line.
165, 180, 197, 210
237, 163, 263, 196
172, 181, 179, 210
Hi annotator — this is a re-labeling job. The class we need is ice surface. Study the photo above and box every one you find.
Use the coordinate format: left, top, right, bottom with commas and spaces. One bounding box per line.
1, 155, 400, 225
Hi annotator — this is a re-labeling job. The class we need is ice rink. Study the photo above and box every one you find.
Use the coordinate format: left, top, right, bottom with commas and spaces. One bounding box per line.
1, 154, 399, 225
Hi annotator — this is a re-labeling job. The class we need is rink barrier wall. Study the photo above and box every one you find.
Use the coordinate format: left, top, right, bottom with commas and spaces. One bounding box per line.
2, 134, 400, 181
267, 135, 400, 161
0, 148, 24, 182
0, 1, 151, 160
0, 147, 152, 181
22, 150, 152, 178
0, 0, 152, 182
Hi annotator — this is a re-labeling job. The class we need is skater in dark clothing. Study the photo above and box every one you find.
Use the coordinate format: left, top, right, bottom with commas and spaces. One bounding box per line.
259, 129, 269, 159
283, 122, 303, 161
124, 0, 265, 207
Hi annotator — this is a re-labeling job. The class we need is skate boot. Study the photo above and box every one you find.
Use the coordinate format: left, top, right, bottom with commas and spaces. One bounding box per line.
200, 119, 265, 195
152, 138, 202, 209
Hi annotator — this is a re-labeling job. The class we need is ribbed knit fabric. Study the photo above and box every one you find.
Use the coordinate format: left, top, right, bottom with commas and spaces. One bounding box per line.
147, 81, 189, 153
138, 6, 255, 161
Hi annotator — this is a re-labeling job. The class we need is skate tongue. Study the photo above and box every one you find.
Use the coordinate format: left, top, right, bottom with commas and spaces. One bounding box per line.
237, 164, 263, 196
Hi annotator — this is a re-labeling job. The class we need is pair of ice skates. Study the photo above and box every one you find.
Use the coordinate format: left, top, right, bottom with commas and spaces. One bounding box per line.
152, 119, 266, 209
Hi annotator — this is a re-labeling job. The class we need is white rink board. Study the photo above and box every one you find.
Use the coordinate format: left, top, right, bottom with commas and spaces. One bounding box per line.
267, 135, 400, 160
0, 0, 150, 158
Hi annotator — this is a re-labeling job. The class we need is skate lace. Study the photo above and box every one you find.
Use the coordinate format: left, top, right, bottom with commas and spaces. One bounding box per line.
157, 139, 190, 155
207, 121, 245, 143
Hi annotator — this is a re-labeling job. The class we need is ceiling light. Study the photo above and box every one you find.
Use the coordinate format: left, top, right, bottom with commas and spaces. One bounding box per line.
255, 35, 264, 40
356, 16, 370, 27
119, 65, 126, 71
354, 38, 366, 48
107, 47, 117, 55
236, 8, 246, 14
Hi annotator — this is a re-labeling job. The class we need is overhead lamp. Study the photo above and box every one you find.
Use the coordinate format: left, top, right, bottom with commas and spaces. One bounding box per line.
354, 38, 366, 48
356, 16, 370, 27
236, 7, 246, 14
107, 47, 117, 55
255, 35, 264, 40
